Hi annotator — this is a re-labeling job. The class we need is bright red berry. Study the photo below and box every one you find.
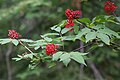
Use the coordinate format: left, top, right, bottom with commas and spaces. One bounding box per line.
65, 19, 74, 28
46, 44, 59, 55
65, 9, 82, 19
65, 9, 74, 19
72, 10, 82, 19
8, 30, 20, 39
104, 1, 117, 14
65, 9, 82, 32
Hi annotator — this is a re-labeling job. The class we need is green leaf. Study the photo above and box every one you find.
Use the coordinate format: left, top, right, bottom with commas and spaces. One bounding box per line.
62, 58, 71, 67
85, 32, 97, 42
60, 53, 70, 61
93, 15, 107, 23
101, 27, 120, 39
70, 52, 88, 56
52, 52, 63, 61
97, 33, 110, 45
51, 25, 58, 30
42, 33, 59, 37
51, 25, 61, 32
75, 28, 91, 40
44, 37, 52, 42
34, 46, 40, 50
41, 35, 53, 42
12, 57, 22, 61
20, 39, 34, 42
58, 20, 67, 28
24, 54, 34, 59
74, 25, 79, 34
28, 40, 47, 47
70, 52, 86, 65
0, 39, 11, 44
61, 27, 73, 34
116, 17, 120, 22
54, 27, 61, 32
78, 18, 91, 24
61, 35, 75, 41
95, 24, 120, 38
12, 39, 19, 46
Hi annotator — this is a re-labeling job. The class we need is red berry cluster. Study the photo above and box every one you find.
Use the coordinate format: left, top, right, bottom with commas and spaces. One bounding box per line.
8, 30, 20, 39
46, 44, 59, 55
104, 1, 117, 14
65, 9, 82, 31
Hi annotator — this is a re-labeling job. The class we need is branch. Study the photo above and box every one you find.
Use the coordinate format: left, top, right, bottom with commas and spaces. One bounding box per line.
73, 42, 92, 51
19, 40, 33, 53
6, 44, 13, 80
87, 60, 103, 80
19, 40, 39, 58
79, 41, 84, 79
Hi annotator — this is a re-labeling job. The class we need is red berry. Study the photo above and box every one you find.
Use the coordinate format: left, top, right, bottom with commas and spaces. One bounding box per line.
65, 9, 74, 19
45, 44, 59, 55
65, 9, 82, 31
8, 30, 20, 39
65, 19, 74, 28
72, 10, 82, 19
104, 1, 117, 14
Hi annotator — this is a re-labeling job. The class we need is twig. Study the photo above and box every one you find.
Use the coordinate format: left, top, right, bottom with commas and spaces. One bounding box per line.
19, 40, 38, 58
6, 44, 13, 80
87, 60, 103, 80
73, 43, 92, 51
79, 41, 84, 79
19, 40, 33, 53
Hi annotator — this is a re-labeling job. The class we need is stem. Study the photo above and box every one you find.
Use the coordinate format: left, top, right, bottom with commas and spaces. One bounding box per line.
19, 40, 33, 53
19, 40, 39, 58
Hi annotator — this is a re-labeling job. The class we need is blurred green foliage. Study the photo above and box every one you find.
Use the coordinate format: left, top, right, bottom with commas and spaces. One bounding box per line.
0, 0, 120, 80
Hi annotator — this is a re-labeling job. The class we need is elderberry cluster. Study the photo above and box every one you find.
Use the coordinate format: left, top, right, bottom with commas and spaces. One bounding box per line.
8, 30, 20, 39
65, 9, 82, 31
104, 1, 117, 14
45, 44, 59, 55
